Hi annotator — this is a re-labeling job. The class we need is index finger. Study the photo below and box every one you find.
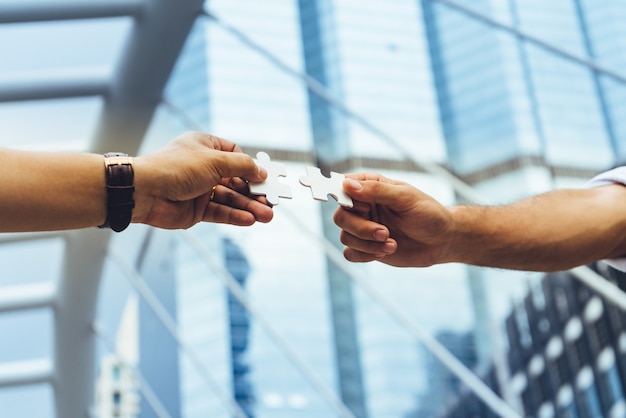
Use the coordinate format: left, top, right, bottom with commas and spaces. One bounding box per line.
204, 134, 242, 153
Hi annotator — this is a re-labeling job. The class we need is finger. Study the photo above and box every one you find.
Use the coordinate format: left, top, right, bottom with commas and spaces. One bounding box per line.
341, 200, 374, 217
224, 177, 271, 207
205, 200, 274, 226
343, 247, 384, 263
220, 177, 272, 208
205, 133, 242, 153
209, 185, 274, 223
334, 207, 389, 242
217, 183, 273, 220
205, 204, 258, 226
211, 184, 273, 215
223, 177, 252, 195
342, 176, 420, 210
340, 230, 397, 256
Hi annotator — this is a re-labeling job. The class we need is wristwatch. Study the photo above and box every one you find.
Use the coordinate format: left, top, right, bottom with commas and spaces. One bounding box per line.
98, 152, 134, 232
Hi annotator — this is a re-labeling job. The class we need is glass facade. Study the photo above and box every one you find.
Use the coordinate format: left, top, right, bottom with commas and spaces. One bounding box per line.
425, 0, 520, 174
1, 0, 626, 417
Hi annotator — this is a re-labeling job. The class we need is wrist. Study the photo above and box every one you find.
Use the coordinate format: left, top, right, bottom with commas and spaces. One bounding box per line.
129, 155, 158, 225
443, 205, 478, 264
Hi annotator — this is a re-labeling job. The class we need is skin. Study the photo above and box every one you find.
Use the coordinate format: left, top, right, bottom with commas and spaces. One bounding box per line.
333, 172, 626, 272
0, 131, 273, 232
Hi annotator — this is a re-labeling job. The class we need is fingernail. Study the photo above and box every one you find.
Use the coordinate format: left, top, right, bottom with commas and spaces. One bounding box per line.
373, 229, 387, 241
345, 178, 362, 191
382, 242, 395, 253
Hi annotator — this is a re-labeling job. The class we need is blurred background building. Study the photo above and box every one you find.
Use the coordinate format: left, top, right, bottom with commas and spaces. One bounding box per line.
0, 0, 625, 417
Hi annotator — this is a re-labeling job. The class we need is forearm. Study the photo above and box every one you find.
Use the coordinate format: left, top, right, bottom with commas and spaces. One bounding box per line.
0, 148, 106, 232
0, 132, 274, 233
444, 186, 626, 271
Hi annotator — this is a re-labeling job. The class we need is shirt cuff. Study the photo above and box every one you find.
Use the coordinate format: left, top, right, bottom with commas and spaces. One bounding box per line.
586, 167, 626, 272
586, 166, 626, 189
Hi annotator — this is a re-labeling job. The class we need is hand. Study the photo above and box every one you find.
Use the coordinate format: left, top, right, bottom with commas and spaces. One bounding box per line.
132, 131, 273, 229
333, 173, 454, 267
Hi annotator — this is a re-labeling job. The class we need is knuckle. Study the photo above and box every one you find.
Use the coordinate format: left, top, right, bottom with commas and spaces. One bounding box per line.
333, 210, 344, 224
343, 248, 355, 261
339, 231, 350, 245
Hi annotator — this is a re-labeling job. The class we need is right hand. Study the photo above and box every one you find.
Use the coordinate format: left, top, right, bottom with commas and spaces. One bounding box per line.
132, 131, 273, 229
333, 173, 455, 267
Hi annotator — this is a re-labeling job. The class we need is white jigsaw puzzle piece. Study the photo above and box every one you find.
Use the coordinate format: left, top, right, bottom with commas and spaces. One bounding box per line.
248, 152, 292, 205
299, 166, 353, 208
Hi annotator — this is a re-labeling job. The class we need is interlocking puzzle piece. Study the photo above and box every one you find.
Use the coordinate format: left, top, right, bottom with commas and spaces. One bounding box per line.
299, 166, 353, 208
248, 152, 292, 205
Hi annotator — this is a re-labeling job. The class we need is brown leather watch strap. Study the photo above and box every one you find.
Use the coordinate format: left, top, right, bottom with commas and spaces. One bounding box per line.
98, 152, 134, 232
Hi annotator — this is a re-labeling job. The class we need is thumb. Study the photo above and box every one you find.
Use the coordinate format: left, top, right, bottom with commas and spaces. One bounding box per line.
343, 177, 418, 207
214, 152, 267, 182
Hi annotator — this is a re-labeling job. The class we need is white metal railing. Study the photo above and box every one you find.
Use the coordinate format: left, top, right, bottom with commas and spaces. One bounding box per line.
0, 359, 52, 389
0, 282, 55, 314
